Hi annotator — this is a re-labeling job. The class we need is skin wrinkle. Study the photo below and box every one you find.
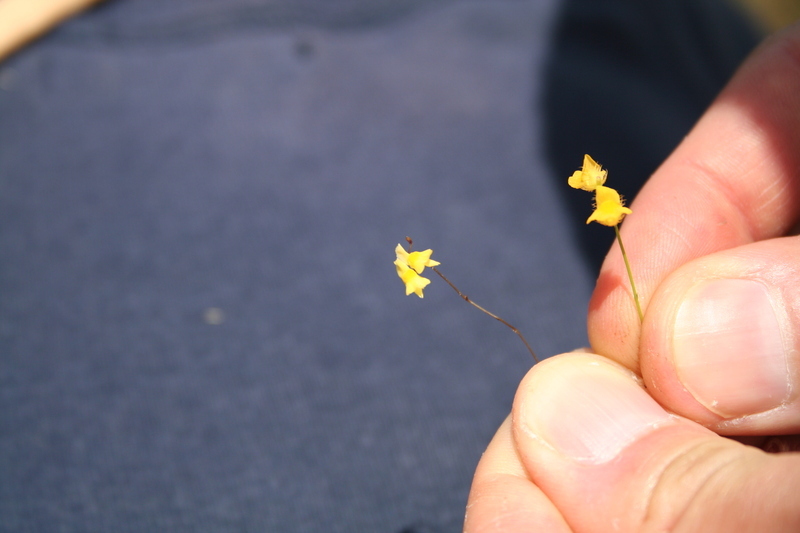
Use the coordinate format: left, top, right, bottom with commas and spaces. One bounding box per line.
632, 154, 754, 293
667, 208, 703, 253
733, 136, 800, 238
757, 174, 793, 222
680, 154, 761, 243
638, 196, 721, 289
624, 200, 690, 293
729, 27, 800, 236
673, 450, 767, 532
642, 439, 742, 533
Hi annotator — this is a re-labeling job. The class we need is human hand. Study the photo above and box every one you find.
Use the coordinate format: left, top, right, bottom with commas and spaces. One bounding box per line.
465, 21, 800, 532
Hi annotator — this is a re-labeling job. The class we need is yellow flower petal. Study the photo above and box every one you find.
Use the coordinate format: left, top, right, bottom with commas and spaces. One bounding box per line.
397, 262, 431, 297
394, 257, 408, 277
395, 244, 409, 263
407, 249, 440, 274
595, 184, 622, 205
586, 185, 632, 226
568, 154, 607, 192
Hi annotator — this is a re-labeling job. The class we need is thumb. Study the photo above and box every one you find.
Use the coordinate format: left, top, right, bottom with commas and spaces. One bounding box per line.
641, 236, 800, 435
513, 353, 800, 532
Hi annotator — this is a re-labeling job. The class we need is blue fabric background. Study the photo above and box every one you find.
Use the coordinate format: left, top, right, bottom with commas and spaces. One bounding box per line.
0, 0, 756, 531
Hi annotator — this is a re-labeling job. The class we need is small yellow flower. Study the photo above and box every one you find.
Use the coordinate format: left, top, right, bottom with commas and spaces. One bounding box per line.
568, 154, 607, 192
586, 185, 632, 226
394, 244, 440, 297
395, 244, 440, 274
567, 155, 641, 320
395, 261, 431, 297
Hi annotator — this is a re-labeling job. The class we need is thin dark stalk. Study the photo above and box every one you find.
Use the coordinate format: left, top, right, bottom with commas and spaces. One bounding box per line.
432, 267, 538, 363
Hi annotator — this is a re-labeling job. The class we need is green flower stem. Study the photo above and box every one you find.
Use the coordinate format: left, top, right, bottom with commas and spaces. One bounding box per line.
614, 225, 643, 322
432, 267, 538, 363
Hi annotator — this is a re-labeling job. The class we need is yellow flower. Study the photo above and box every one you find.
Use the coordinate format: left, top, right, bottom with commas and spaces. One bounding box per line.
568, 154, 607, 192
567, 155, 641, 319
395, 261, 431, 297
586, 185, 632, 226
394, 244, 440, 274
394, 244, 440, 298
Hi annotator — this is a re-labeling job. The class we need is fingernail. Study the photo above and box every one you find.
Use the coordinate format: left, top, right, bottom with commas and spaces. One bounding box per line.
518, 358, 673, 464
673, 279, 790, 418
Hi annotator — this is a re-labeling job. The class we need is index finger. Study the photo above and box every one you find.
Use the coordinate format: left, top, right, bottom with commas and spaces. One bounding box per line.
588, 22, 800, 370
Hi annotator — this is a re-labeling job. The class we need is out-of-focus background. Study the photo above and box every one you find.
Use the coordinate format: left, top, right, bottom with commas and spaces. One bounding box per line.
0, 0, 790, 531
0, 0, 794, 60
